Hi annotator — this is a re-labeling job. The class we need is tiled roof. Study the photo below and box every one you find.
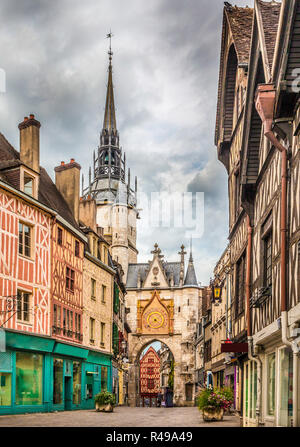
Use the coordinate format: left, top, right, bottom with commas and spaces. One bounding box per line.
0, 132, 80, 231
226, 6, 254, 64
215, 5, 253, 145
258, 0, 281, 72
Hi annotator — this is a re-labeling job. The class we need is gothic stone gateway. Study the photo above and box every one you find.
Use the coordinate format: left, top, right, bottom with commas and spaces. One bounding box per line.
126, 244, 203, 407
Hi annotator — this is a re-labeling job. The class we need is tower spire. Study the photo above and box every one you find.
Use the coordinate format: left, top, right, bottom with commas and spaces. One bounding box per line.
103, 31, 117, 133
184, 238, 198, 286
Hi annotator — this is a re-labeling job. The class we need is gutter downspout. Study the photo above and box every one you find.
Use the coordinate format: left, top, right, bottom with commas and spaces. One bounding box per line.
255, 83, 299, 427
245, 215, 262, 426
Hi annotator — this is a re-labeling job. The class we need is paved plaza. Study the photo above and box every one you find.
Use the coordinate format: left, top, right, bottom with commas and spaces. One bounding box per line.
0, 407, 240, 427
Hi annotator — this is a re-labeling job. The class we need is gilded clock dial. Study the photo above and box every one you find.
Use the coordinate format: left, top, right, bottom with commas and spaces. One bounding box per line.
146, 311, 164, 329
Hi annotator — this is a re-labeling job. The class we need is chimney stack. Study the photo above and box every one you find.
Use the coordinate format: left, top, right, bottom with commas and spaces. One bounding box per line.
54, 158, 81, 223
18, 114, 41, 173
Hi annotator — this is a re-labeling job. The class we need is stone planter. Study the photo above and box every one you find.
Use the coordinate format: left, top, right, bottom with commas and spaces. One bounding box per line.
95, 403, 114, 412
202, 407, 224, 422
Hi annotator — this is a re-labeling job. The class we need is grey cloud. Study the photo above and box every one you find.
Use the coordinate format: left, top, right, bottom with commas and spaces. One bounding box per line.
0, 0, 253, 284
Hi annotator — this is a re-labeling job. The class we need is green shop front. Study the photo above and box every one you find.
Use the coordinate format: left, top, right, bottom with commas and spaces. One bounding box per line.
0, 330, 112, 415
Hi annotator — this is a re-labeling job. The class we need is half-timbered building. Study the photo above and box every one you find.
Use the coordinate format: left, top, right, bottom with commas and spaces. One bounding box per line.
139, 346, 161, 407
214, 0, 300, 427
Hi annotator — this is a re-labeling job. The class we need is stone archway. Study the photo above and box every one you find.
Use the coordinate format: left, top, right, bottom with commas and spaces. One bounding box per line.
127, 333, 185, 407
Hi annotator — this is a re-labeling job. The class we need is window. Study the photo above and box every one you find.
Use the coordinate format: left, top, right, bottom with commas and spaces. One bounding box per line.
53, 358, 63, 405
18, 222, 32, 257
262, 214, 272, 288
63, 308, 67, 335
17, 290, 30, 323
75, 240, 80, 257
24, 174, 34, 196
73, 362, 81, 405
279, 347, 293, 426
263, 231, 272, 287
148, 379, 155, 390
235, 252, 246, 316
147, 367, 154, 375
90, 318, 95, 343
101, 366, 108, 391
66, 267, 75, 292
57, 227, 63, 246
91, 279, 96, 300
100, 322, 105, 346
0, 372, 12, 406
16, 352, 43, 406
235, 169, 240, 219
101, 285, 106, 303
267, 352, 276, 416
204, 339, 212, 363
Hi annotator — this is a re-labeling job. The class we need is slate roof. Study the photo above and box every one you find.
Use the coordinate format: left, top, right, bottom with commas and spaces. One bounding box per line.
126, 260, 196, 289
0, 132, 80, 231
184, 255, 198, 286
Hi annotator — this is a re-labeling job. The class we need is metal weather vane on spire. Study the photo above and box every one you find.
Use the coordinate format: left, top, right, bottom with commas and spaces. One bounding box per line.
106, 30, 114, 62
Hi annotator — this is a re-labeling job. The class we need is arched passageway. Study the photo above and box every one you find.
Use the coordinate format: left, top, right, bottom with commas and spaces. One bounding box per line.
128, 334, 187, 407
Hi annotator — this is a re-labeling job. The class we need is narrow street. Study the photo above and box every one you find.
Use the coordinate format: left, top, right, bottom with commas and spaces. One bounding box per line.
0, 407, 240, 427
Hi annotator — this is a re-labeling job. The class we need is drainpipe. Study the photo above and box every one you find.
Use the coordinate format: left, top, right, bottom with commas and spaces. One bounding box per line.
245, 215, 262, 425
255, 83, 300, 427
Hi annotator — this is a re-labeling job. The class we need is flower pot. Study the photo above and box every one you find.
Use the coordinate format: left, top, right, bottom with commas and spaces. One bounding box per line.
202, 407, 224, 422
96, 403, 114, 412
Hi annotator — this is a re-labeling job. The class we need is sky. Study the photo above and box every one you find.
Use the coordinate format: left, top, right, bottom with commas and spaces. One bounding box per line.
0, 0, 254, 285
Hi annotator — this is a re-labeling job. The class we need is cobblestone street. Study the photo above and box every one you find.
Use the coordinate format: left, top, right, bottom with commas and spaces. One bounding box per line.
0, 407, 240, 427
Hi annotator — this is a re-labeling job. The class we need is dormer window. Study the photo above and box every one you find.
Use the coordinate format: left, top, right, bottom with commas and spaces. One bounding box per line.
21, 167, 38, 199
24, 174, 34, 196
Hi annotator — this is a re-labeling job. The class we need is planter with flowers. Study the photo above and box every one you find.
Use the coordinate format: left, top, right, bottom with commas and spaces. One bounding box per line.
94, 391, 116, 412
197, 387, 233, 422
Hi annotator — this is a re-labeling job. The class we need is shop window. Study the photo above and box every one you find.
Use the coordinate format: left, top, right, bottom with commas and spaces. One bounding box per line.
279, 347, 293, 427
101, 366, 108, 391
267, 352, 276, 416
66, 267, 75, 292
53, 358, 63, 405
18, 222, 32, 258
17, 290, 31, 323
16, 352, 43, 406
0, 373, 12, 406
73, 362, 81, 405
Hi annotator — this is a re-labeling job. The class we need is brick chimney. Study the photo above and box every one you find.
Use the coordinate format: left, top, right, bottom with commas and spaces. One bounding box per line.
55, 159, 81, 223
18, 114, 41, 173
79, 196, 97, 232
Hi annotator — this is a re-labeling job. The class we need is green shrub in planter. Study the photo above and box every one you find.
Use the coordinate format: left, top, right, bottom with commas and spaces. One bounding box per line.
94, 391, 116, 412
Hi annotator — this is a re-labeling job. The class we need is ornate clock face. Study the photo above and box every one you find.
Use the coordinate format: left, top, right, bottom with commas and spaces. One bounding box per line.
146, 311, 165, 329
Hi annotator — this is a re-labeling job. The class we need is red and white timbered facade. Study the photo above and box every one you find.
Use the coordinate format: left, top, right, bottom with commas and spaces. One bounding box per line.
0, 185, 52, 335
51, 220, 84, 344
139, 346, 161, 396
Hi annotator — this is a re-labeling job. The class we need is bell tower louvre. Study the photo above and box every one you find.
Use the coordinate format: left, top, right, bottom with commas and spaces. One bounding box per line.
82, 36, 138, 280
